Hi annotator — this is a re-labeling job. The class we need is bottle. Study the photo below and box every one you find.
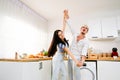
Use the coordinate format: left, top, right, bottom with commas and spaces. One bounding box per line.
15, 52, 18, 59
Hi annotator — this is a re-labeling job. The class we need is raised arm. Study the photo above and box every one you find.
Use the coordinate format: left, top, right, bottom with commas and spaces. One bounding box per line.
62, 10, 76, 35
62, 10, 69, 33
66, 20, 75, 35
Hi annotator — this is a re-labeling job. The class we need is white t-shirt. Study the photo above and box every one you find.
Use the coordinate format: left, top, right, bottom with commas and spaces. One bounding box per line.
70, 33, 89, 59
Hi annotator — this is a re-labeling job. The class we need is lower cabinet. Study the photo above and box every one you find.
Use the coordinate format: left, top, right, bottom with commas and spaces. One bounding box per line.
22, 60, 52, 80
2, 60, 120, 80
0, 62, 23, 80
97, 61, 120, 80
0, 60, 52, 80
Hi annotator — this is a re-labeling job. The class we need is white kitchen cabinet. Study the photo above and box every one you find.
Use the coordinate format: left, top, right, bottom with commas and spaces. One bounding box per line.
22, 60, 52, 80
87, 17, 118, 40
97, 61, 120, 80
0, 62, 23, 80
101, 17, 118, 38
87, 19, 102, 39
117, 16, 120, 30
0, 60, 52, 80
38, 60, 52, 80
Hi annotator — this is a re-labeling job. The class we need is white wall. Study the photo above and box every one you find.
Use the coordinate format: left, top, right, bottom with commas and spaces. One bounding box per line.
0, 0, 48, 58
48, 9, 120, 55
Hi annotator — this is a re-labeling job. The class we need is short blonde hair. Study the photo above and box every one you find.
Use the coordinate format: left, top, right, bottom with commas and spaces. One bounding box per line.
81, 25, 89, 32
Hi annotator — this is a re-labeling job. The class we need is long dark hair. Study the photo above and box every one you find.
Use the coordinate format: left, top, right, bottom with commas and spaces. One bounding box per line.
48, 30, 69, 57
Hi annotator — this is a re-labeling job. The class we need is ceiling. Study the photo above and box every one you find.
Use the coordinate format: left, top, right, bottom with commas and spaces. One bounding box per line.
20, 0, 120, 21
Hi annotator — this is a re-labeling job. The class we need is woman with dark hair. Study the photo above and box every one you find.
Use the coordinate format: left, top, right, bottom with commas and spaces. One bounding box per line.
48, 10, 81, 80
48, 29, 69, 57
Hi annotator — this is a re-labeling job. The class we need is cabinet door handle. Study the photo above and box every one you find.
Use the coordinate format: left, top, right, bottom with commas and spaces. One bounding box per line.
39, 62, 43, 70
92, 36, 98, 38
107, 36, 113, 37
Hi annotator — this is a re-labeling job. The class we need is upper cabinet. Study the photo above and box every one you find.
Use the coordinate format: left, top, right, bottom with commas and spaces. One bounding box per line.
87, 19, 102, 39
101, 17, 118, 38
87, 17, 118, 40
117, 16, 120, 30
